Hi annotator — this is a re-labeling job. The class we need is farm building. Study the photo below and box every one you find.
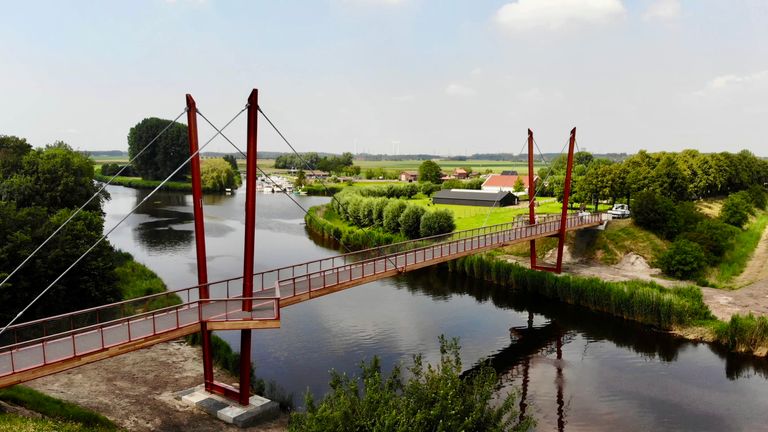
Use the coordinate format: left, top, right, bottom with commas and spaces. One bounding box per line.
481, 174, 538, 194
432, 189, 519, 207
399, 171, 418, 182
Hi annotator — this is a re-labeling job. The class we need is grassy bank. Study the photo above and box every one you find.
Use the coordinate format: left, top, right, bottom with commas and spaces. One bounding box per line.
710, 211, 768, 287
113, 251, 182, 310
94, 173, 192, 192
448, 252, 768, 355
448, 253, 712, 329
0, 386, 117, 431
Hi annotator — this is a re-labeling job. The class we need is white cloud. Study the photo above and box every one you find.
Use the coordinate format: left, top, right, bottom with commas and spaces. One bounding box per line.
392, 94, 415, 102
693, 70, 768, 96
445, 83, 477, 97
495, 0, 626, 31
644, 0, 681, 21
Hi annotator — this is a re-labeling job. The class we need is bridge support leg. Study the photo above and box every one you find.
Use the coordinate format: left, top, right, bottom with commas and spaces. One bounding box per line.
529, 128, 576, 274
237, 89, 259, 406
186, 94, 216, 392
527, 129, 537, 268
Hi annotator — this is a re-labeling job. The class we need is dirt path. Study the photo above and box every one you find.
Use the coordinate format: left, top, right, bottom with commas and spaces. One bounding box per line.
26, 340, 287, 432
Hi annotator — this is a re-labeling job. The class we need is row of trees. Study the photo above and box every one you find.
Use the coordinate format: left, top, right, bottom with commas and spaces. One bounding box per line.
539, 149, 768, 205
0, 136, 121, 322
274, 151, 358, 175
332, 190, 455, 239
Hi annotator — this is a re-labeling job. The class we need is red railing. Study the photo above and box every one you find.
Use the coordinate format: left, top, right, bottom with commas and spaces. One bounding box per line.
277, 213, 603, 298
0, 294, 280, 378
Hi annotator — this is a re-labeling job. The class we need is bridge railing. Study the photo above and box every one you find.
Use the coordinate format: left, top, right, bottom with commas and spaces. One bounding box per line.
277, 213, 603, 298
0, 274, 276, 349
249, 212, 595, 293
0, 295, 279, 379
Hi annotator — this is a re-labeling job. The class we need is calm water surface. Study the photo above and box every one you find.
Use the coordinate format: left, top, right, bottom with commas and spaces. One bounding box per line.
103, 185, 768, 431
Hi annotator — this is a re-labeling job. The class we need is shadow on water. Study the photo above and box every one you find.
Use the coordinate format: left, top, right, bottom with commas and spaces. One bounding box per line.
132, 190, 194, 252
397, 267, 768, 381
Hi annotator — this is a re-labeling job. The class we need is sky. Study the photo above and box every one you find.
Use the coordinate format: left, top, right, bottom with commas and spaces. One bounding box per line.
1, 0, 767, 156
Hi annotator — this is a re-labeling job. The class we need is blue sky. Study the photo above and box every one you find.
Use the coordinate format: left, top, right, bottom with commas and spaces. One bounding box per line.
1, 0, 767, 156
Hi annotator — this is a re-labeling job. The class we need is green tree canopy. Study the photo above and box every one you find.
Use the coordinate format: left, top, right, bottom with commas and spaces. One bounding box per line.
200, 158, 240, 192
0, 135, 32, 179
418, 160, 442, 183
127, 117, 189, 180
0, 142, 105, 214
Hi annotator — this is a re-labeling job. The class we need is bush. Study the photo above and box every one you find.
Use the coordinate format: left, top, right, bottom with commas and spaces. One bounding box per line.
720, 193, 753, 228
399, 205, 426, 239
383, 200, 408, 233
679, 219, 738, 263
420, 209, 455, 237
747, 185, 767, 210
632, 190, 678, 238
289, 336, 533, 432
200, 158, 240, 192
659, 239, 708, 280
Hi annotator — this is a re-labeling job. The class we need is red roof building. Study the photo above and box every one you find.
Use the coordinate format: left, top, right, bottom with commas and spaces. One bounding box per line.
481, 174, 538, 194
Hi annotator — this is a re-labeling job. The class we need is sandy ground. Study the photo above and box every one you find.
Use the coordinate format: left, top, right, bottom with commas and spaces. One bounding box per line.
26, 340, 288, 432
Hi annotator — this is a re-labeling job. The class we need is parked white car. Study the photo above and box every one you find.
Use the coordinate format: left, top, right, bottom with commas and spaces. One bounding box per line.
607, 204, 630, 219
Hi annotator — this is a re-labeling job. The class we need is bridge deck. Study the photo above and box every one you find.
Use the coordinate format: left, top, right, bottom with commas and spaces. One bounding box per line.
0, 213, 602, 387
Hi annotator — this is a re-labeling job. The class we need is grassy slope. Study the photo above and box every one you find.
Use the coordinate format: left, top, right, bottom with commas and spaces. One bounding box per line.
0, 386, 117, 431
709, 211, 768, 287
590, 219, 669, 265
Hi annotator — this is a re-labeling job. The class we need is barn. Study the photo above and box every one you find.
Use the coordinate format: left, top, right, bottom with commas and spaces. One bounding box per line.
432, 189, 519, 207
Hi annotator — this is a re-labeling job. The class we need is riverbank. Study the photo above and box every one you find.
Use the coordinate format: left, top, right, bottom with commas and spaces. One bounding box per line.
95, 173, 194, 192
448, 252, 768, 356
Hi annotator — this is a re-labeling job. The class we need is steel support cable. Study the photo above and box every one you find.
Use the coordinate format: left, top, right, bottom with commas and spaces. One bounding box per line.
0, 109, 187, 294
0, 106, 247, 337
257, 107, 402, 269
531, 137, 569, 201
194, 109, 353, 254
479, 137, 528, 228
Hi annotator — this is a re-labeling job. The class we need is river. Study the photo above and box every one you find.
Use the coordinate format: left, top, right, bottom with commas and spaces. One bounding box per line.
103, 185, 768, 431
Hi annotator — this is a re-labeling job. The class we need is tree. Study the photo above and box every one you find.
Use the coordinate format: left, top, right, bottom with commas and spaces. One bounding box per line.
0, 142, 105, 214
383, 201, 408, 234
399, 205, 426, 239
631, 190, 677, 238
418, 160, 442, 184
127, 117, 189, 180
513, 178, 525, 193
720, 193, 752, 228
659, 239, 707, 280
294, 169, 306, 188
222, 154, 238, 171
289, 336, 533, 432
200, 158, 240, 192
420, 210, 455, 237
0, 135, 32, 179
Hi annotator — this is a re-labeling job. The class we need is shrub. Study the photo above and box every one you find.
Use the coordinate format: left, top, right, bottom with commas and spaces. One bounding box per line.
200, 158, 240, 192
632, 190, 678, 238
419, 182, 442, 196
679, 219, 738, 263
383, 200, 408, 233
746, 185, 767, 210
720, 193, 753, 228
372, 197, 389, 227
289, 336, 533, 432
658, 239, 708, 280
399, 205, 426, 239
420, 209, 455, 237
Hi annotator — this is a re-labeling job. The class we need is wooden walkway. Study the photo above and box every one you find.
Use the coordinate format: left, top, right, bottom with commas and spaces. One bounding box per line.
0, 213, 603, 387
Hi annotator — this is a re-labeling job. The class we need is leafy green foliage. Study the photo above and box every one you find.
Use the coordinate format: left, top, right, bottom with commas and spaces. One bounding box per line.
398, 205, 426, 239
418, 160, 442, 184
0, 135, 32, 179
289, 336, 533, 432
275, 152, 354, 175
200, 158, 240, 192
679, 219, 738, 263
222, 154, 238, 171
746, 185, 767, 210
659, 239, 708, 280
631, 190, 678, 238
127, 117, 189, 180
420, 209, 456, 238
720, 193, 753, 228
383, 200, 408, 233
0, 142, 105, 214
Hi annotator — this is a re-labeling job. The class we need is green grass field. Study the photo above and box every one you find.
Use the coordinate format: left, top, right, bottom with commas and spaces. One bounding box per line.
355, 159, 533, 174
